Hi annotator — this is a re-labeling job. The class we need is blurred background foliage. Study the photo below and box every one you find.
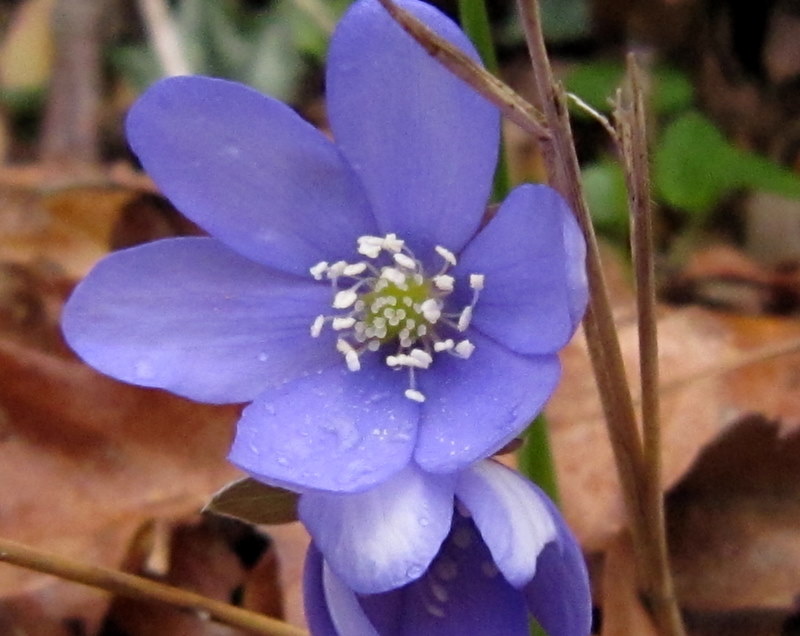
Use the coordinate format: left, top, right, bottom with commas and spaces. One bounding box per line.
0, 0, 799, 271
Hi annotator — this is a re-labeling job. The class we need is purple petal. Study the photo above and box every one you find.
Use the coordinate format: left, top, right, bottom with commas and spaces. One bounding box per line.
323, 560, 383, 635
62, 237, 336, 403
453, 184, 587, 355
126, 76, 377, 275
327, 0, 499, 258
455, 461, 557, 588
523, 491, 592, 636
303, 545, 340, 636
228, 355, 419, 494
359, 514, 529, 636
414, 332, 560, 473
299, 465, 456, 594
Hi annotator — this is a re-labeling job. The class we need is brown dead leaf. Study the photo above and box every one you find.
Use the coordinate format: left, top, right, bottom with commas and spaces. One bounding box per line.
549, 305, 734, 551
667, 416, 800, 612
101, 515, 283, 635
549, 246, 800, 551
0, 294, 243, 631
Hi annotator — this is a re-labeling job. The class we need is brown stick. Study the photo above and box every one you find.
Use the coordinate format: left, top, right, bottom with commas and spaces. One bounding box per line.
375, 0, 550, 140
40, 0, 112, 166
615, 56, 686, 636
0, 537, 307, 636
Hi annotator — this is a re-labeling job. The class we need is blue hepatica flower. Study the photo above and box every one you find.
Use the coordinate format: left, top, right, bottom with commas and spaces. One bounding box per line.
62, 0, 586, 492
303, 460, 591, 636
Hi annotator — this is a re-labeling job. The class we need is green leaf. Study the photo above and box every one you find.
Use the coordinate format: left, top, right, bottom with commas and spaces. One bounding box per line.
204, 477, 300, 526
564, 60, 623, 114
565, 62, 693, 117
652, 66, 693, 115
538, 0, 590, 42
655, 111, 800, 217
582, 159, 630, 241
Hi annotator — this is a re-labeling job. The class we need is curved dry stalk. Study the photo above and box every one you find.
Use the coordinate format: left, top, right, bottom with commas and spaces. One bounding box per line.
375, 0, 550, 140
0, 537, 307, 636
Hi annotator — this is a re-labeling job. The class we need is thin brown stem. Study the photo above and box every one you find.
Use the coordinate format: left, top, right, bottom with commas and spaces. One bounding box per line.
375, 0, 550, 139
512, 0, 655, 583
0, 537, 307, 636
615, 56, 686, 636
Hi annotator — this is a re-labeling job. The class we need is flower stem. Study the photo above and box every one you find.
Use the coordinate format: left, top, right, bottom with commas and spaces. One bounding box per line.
519, 415, 560, 503
615, 56, 686, 636
0, 537, 307, 636
510, 0, 652, 576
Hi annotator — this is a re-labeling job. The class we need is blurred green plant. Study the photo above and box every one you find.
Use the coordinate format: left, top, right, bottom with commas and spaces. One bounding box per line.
113, 0, 352, 101
566, 60, 800, 245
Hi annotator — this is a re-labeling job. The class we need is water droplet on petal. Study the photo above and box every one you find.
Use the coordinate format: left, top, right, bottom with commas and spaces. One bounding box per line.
276, 456, 290, 466
134, 360, 155, 380
418, 516, 430, 527
406, 563, 424, 579
257, 352, 269, 362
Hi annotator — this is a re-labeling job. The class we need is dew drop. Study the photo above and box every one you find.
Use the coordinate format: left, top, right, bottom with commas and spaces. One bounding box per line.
406, 563, 424, 579
257, 352, 269, 362
276, 456, 290, 466
418, 516, 430, 527
263, 402, 276, 415
134, 360, 155, 380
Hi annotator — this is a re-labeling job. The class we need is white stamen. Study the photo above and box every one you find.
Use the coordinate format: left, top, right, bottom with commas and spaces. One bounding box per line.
327, 260, 347, 278
309, 261, 328, 280
357, 235, 384, 258
393, 253, 416, 270
469, 274, 485, 290
420, 299, 441, 323
454, 339, 475, 359
345, 350, 361, 372
358, 235, 384, 247
386, 355, 401, 368
409, 348, 433, 368
332, 316, 356, 330
405, 388, 426, 402
457, 306, 472, 331
434, 339, 454, 352
433, 274, 454, 291
358, 244, 381, 259
342, 262, 367, 277
382, 233, 404, 252
333, 289, 358, 309
381, 267, 406, 286
310, 315, 325, 337
435, 245, 457, 266
336, 339, 354, 355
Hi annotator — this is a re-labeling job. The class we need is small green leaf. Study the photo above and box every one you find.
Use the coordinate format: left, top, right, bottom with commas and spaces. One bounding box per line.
582, 159, 630, 241
538, 0, 590, 42
566, 62, 693, 117
564, 60, 623, 114
204, 477, 300, 526
655, 111, 800, 217
652, 66, 693, 115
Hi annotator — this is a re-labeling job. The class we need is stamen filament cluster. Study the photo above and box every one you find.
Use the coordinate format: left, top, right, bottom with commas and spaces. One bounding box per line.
309, 234, 485, 402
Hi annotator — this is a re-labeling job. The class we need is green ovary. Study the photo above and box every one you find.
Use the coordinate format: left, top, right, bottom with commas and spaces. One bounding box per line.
362, 280, 433, 342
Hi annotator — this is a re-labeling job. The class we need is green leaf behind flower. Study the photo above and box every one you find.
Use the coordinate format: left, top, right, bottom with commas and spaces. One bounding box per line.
204, 477, 300, 525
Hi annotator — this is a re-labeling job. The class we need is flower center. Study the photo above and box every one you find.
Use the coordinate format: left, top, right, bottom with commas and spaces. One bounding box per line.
309, 234, 484, 403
